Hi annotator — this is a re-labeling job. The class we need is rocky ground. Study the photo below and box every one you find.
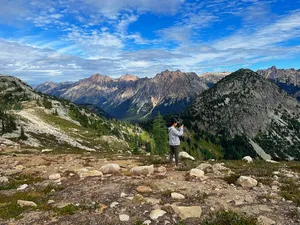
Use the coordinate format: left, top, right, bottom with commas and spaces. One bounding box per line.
0, 152, 300, 225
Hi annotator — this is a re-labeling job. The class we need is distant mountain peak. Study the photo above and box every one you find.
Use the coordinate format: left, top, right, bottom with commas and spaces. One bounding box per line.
88, 73, 113, 82
119, 74, 139, 81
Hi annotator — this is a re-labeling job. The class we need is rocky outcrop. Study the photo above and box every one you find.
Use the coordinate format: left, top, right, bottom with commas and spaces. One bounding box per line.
36, 70, 208, 120
183, 69, 300, 160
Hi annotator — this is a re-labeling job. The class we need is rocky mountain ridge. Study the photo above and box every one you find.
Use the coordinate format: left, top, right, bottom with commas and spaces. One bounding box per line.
183, 69, 300, 160
36, 70, 208, 120
0, 75, 147, 154
257, 66, 300, 101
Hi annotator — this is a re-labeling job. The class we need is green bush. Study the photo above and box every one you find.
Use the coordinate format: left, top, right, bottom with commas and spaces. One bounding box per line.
202, 210, 257, 225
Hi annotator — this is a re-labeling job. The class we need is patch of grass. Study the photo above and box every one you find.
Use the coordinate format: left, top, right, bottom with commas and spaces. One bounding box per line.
140, 155, 169, 165
280, 178, 300, 206
0, 174, 43, 190
224, 160, 282, 177
53, 204, 80, 215
161, 189, 173, 199
175, 160, 200, 171
222, 174, 240, 184
0, 189, 47, 219
201, 210, 258, 225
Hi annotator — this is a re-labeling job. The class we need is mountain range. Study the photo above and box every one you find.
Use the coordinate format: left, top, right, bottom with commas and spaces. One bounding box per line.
36, 70, 210, 120
36, 67, 300, 121
183, 69, 300, 160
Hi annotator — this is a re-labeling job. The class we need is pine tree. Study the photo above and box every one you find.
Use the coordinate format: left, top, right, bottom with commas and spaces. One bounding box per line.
152, 112, 168, 155
20, 126, 28, 140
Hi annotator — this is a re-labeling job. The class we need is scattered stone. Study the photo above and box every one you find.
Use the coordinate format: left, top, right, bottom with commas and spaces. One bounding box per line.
110, 202, 119, 208
196, 163, 213, 172
119, 214, 130, 222
156, 166, 167, 174
257, 215, 275, 225
145, 198, 160, 205
150, 209, 166, 220
236, 176, 258, 188
41, 149, 53, 153
78, 170, 103, 178
17, 200, 37, 207
143, 220, 151, 225
137, 186, 153, 193
171, 192, 185, 200
265, 159, 279, 163
47, 200, 55, 204
15, 165, 24, 170
189, 168, 205, 178
120, 192, 127, 197
0, 176, 9, 185
242, 156, 253, 163
171, 205, 202, 220
49, 173, 61, 180
178, 151, 195, 160
212, 163, 229, 172
17, 184, 28, 190
100, 164, 120, 174
130, 165, 154, 176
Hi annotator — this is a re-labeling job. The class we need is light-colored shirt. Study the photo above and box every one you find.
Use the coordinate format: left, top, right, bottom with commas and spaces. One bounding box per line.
168, 126, 184, 146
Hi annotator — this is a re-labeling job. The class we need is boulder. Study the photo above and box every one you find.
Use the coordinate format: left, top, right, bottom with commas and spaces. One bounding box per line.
212, 163, 229, 172
49, 173, 61, 180
242, 156, 253, 163
179, 151, 195, 160
171, 205, 202, 220
119, 214, 130, 221
17, 200, 37, 207
130, 165, 154, 176
100, 164, 120, 174
257, 215, 275, 225
171, 192, 185, 200
150, 209, 166, 220
156, 166, 167, 174
236, 176, 258, 188
197, 163, 213, 173
190, 169, 205, 178
0, 176, 9, 185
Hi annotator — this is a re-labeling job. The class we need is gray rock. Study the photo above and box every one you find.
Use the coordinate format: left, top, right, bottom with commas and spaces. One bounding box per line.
17, 200, 37, 207
171, 205, 202, 220
119, 214, 130, 221
257, 215, 275, 225
49, 173, 61, 180
150, 209, 166, 220
236, 176, 258, 188
130, 165, 154, 176
100, 164, 120, 174
171, 192, 185, 200
0, 176, 9, 185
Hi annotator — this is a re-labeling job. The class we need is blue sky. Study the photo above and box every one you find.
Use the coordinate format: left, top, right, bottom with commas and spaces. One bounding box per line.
0, 0, 300, 84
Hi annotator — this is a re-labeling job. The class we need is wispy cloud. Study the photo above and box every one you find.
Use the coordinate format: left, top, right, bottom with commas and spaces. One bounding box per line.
0, 0, 299, 84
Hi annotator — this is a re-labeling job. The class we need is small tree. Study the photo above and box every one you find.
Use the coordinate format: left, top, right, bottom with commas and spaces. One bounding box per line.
20, 126, 28, 140
152, 112, 168, 155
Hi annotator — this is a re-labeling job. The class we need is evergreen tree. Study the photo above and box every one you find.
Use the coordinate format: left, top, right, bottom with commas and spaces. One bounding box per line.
152, 112, 168, 155
20, 126, 28, 140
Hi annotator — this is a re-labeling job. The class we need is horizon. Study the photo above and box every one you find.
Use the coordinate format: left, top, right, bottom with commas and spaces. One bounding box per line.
0, 0, 300, 84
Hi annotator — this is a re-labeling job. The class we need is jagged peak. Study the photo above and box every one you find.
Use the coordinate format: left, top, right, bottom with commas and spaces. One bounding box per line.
87, 73, 113, 82
119, 74, 139, 81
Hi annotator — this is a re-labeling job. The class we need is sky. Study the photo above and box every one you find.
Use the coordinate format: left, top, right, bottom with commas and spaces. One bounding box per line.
0, 0, 300, 84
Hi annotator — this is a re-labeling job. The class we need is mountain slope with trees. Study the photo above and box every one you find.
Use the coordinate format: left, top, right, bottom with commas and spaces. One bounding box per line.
0, 75, 150, 153
182, 69, 300, 160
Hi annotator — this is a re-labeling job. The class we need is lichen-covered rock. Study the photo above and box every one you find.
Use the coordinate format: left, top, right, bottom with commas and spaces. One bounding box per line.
100, 164, 120, 174
236, 176, 258, 188
130, 165, 154, 176
179, 151, 195, 160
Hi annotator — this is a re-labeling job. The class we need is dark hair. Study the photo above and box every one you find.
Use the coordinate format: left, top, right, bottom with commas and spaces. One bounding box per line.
171, 118, 179, 125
